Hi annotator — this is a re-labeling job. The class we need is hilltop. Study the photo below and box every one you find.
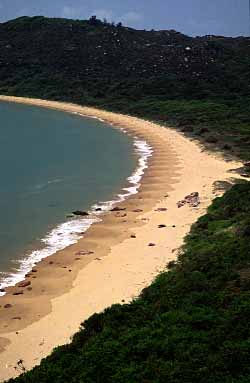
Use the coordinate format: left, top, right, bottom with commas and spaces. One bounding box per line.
0, 16, 249, 102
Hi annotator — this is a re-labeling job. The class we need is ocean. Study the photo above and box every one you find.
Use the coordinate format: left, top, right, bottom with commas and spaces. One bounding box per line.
0, 101, 152, 293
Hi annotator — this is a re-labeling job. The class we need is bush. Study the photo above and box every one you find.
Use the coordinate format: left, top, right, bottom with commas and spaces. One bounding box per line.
9, 183, 250, 383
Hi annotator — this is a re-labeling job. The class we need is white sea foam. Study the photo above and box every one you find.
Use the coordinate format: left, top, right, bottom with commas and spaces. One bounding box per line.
0, 217, 100, 296
0, 133, 153, 296
72, 111, 105, 123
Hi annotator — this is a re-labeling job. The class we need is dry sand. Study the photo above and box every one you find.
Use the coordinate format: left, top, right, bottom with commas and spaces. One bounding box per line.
0, 95, 245, 381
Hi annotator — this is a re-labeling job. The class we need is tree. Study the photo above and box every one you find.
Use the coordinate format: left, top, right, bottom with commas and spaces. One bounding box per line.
88, 15, 101, 26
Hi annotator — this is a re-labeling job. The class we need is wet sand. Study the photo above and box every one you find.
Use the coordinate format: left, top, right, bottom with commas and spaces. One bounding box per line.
0, 95, 245, 381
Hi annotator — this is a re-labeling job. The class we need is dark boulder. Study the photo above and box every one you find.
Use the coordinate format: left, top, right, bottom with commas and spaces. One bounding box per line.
72, 211, 89, 216
17, 281, 31, 288
155, 207, 168, 212
111, 207, 126, 212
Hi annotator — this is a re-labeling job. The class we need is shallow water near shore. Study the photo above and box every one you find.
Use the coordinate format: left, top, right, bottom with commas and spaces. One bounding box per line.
0, 101, 151, 292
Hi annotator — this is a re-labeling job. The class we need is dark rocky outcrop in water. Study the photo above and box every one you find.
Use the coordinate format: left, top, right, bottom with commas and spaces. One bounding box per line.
72, 211, 89, 216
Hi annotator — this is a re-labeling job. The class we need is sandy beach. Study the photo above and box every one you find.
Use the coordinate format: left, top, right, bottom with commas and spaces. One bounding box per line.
0, 95, 245, 381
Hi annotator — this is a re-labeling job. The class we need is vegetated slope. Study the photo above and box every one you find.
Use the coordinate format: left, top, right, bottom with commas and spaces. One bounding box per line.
9, 182, 250, 382
0, 16, 248, 101
0, 16, 250, 159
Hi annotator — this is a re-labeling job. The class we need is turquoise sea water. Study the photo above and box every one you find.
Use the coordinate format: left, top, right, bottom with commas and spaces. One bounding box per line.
0, 101, 151, 291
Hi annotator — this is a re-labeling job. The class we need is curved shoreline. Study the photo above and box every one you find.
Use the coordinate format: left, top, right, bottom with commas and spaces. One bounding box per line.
0, 117, 153, 295
0, 96, 244, 381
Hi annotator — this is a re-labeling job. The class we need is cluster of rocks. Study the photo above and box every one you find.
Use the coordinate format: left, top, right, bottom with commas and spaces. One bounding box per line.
177, 192, 200, 208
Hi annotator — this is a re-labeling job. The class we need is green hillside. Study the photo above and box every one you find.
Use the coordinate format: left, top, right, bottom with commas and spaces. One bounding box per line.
0, 16, 250, 159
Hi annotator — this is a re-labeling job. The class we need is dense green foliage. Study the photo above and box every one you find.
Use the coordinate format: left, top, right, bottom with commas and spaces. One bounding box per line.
0, 16, 250, 159
100, 97, 250, 160
10, 182, 250, 382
